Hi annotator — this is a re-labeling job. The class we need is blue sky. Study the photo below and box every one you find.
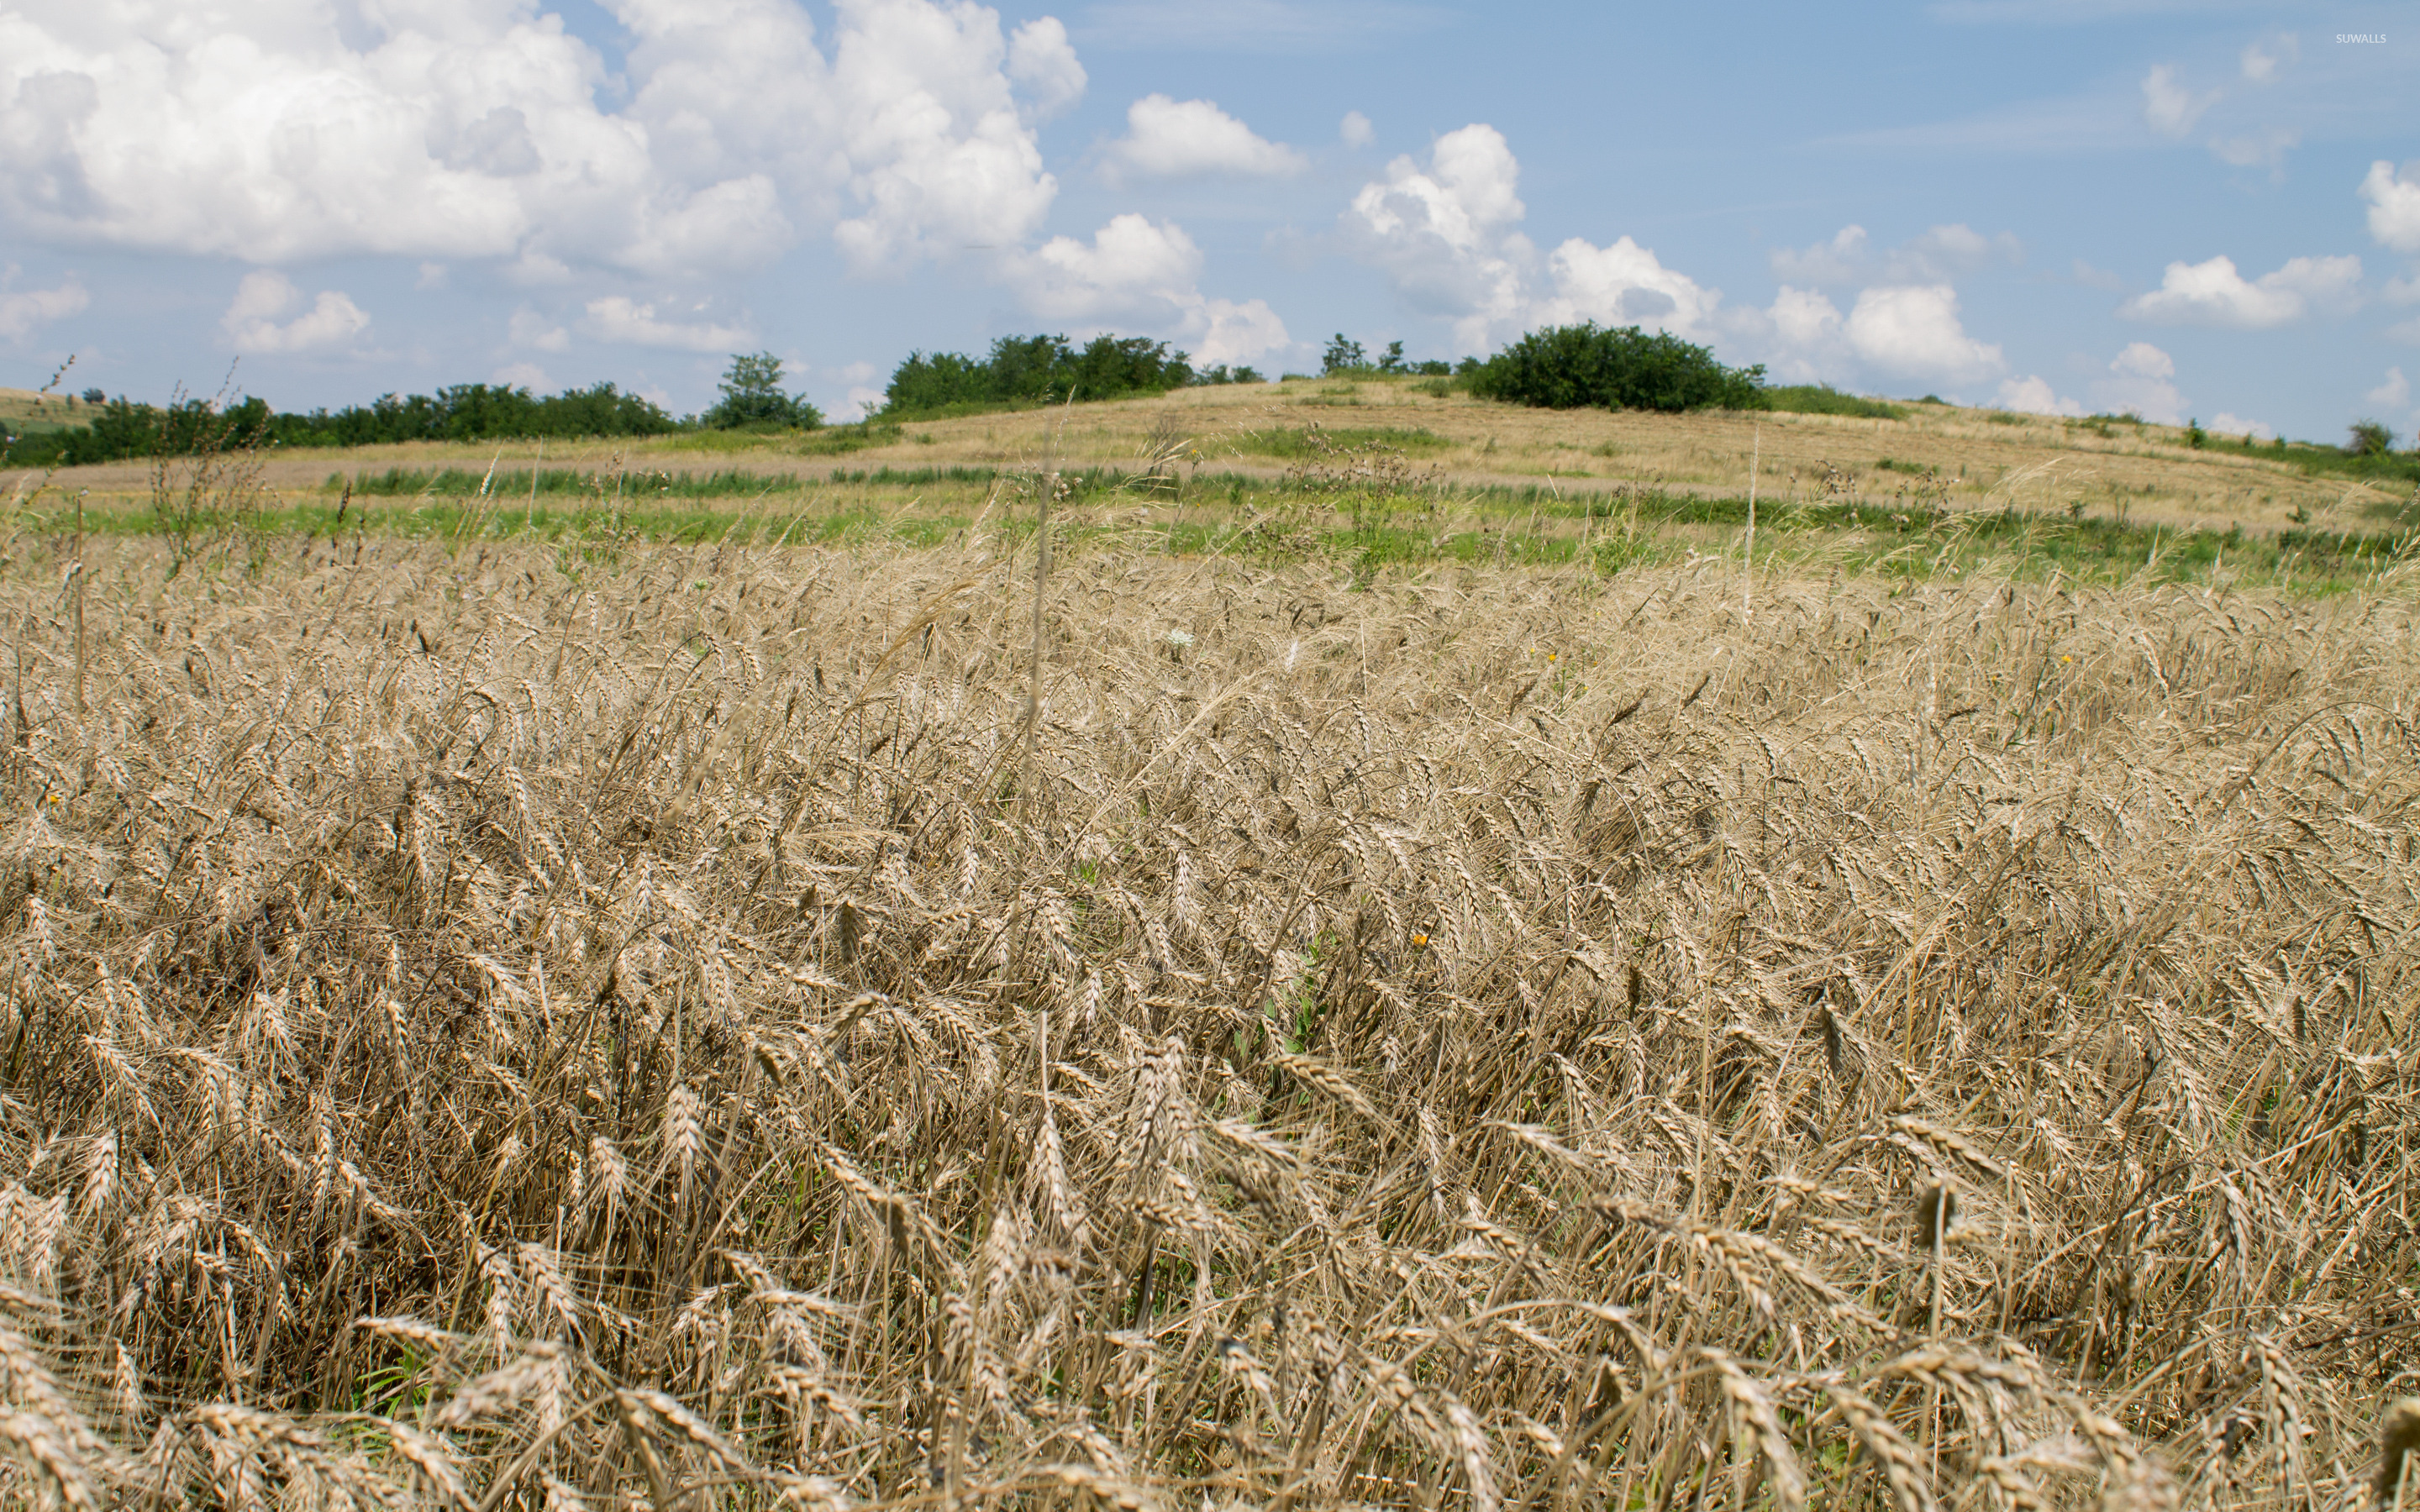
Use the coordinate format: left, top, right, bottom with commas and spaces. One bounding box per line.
3, 0, 2416, 443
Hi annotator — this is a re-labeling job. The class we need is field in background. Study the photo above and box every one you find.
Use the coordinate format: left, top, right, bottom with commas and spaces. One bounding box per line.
13, 375, 2420, 593
0, 522, 2413, 1509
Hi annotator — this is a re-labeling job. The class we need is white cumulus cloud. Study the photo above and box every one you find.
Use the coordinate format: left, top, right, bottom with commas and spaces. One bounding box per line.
2120, 253, 2362, 328
1102, 95, 1307, 185
1006, 18, 1086, 121
579, 296, 751, 351
1535, 237, 1723, 335
2091, 342, 2187, 425
2361, 161, 2420, 254
220, 270, 369, 354
1012, 213, 1202, 320
1844, 284, 2004, 385
1340, 111, 1374, 148
1765, 286, 1844, 353
1339, 123, 1728, 354
0, 267, 88, 342
1996, 375, 2083, 417
2141, 64, 2219, 139
1002, 213, 1292, 365
823, 0, 1065, 270
1338, 124, 1533, 350
1186, 298, 1291, 366
0, 0, 1077, 284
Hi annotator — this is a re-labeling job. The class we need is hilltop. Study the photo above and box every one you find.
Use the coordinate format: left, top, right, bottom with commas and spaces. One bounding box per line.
19, 375, 2403, 531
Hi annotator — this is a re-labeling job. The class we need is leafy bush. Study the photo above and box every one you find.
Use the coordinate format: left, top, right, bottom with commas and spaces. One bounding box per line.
1762, 384, 1905, 420
1192, 364, 1265, 386
1465, 322, 1765, 413
880, 333, 1196, 417
1321, 334, 1367, 375
2349, 419, 2396, 457
705, 352, 822, 430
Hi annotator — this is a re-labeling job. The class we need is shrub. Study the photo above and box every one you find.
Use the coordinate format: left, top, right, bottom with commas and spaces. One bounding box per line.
1321, 334, 1369, 375
2349, 419, 2395, 457
1465, 322, 1765, 413
706, 351, 821, 430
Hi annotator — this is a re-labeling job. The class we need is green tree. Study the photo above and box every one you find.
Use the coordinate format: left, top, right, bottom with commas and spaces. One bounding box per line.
1322, 334, 1366, 375
708, 351, 821, 430
1377, 340, 1405, 374
2349, 419, 2395, 457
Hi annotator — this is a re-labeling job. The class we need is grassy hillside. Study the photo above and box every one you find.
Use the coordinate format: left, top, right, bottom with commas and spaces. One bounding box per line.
0, 528, 2411, 1508
0, 384, 94, 436
10, 374, 2417, 591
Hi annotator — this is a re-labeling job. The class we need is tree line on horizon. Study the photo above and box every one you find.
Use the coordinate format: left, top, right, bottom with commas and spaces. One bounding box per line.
10, 324, 2407, 471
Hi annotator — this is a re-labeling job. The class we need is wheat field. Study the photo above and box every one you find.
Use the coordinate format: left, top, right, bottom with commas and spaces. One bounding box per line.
0, 520, 2415, 1510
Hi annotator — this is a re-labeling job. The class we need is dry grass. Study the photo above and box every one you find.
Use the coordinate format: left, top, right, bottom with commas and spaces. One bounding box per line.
0, 523, 2415, 1509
